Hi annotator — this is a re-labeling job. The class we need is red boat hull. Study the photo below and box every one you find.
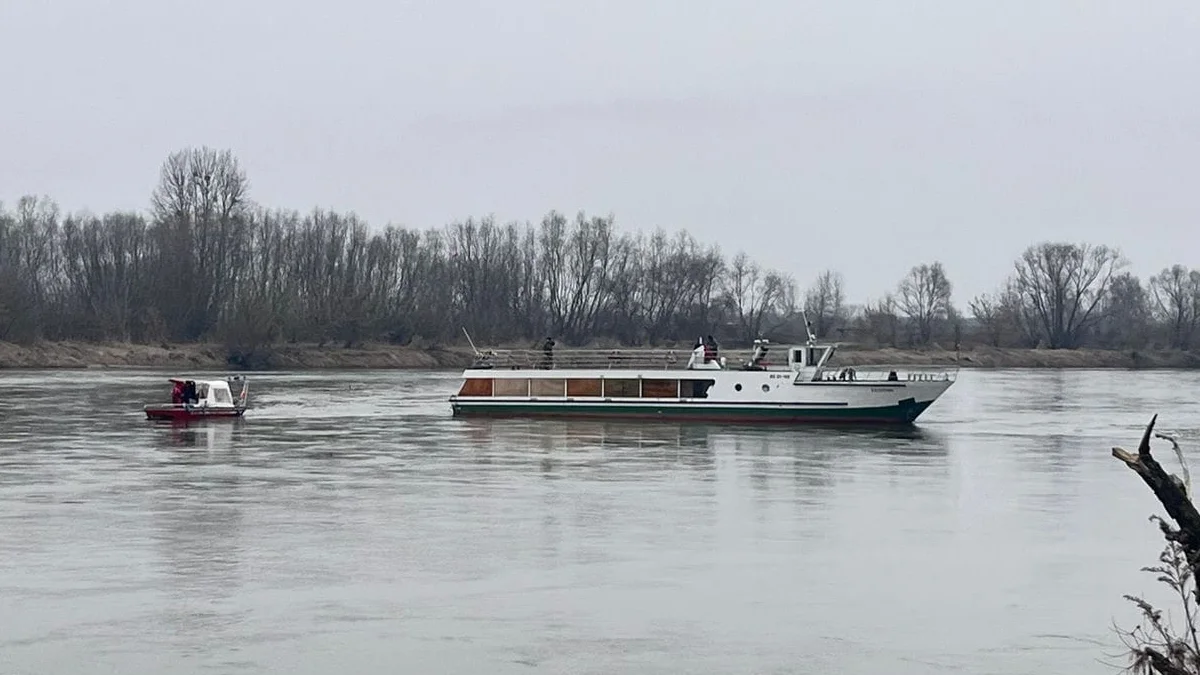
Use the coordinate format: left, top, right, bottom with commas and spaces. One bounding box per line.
144, 405, 245, 421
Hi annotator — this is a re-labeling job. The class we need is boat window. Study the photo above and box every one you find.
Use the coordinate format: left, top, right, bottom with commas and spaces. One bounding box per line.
493, 379, 529, 396
213, 388, 232, 403
793, 349, 804, 366
680, 379, 715, 399
808, 348, 821, 366
603, 378, 640, 398
566, 378, 602, 397
458, 378, 494, 397
641, 379, 679, 398
530, 378, 566, 397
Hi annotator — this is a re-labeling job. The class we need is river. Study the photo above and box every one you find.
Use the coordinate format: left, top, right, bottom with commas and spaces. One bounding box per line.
1, 367, 1198, 674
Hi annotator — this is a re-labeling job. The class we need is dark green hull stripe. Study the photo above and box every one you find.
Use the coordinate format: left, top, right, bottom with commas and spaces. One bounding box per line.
450, 399, 934, 425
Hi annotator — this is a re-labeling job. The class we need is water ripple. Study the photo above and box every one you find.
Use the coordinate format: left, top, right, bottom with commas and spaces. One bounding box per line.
0, 367, 1195, 674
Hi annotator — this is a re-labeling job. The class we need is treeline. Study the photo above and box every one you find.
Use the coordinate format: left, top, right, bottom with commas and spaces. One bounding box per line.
2, 148, 1199, 364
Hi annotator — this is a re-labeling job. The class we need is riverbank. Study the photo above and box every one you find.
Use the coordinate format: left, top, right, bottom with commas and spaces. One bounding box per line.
3, 340, 1200, 370
0, 341, 474, 370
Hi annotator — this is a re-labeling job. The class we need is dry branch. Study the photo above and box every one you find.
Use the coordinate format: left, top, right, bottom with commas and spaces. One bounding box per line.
1113, 415, 1200, 563
1114, 414, 1200, 674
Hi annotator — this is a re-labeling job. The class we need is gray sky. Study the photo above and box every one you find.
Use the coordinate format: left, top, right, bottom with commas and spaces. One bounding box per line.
2, 0, 1197, 305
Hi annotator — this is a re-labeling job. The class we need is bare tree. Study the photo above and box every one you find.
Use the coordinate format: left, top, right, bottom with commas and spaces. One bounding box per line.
803, 270, 845, 338
149, 147, 250, 340
0, 196, 61, 341
1150, 265, 1200, 350
1096, 272, 1152, 349
968, 293, 1004, 347
722, 252, 785, 343
58, 211, 150, 341
896, 261, 953, 345
860, 294, 901, 348
967, 280, 1041, 348
1012, 242, 1125, 349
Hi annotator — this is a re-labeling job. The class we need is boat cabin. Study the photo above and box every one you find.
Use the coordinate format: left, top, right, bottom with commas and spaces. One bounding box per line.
787, 343, 836, 372
689, 338, 835, 374
169, 377, 242, 408
789, 344, 827, 369
145, 375, 249, 421
736, 339, 831, 370
682, 337, 834, 372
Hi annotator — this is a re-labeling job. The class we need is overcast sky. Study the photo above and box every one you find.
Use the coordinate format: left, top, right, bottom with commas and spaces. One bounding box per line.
1, 0, 1197, 305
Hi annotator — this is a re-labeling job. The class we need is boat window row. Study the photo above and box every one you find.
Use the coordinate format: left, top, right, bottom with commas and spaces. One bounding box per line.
457, 377, 715, 399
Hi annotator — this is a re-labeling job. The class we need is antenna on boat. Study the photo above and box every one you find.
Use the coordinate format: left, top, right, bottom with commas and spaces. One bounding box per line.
461, 327, 482, 357
800, 310, 817, 346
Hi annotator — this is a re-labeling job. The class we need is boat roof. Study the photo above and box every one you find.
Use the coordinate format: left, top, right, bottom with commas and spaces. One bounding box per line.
168, 377, 233, 385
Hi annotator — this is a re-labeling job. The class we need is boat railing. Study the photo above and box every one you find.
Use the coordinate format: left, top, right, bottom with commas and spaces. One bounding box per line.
812, 364, 958, 383
471, 347, 713, 371
469, 348, 959, 379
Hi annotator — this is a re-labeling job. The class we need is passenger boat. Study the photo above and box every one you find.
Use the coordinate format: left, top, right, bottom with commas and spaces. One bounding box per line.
449, 330, 957, 425
144, 376, 249, 421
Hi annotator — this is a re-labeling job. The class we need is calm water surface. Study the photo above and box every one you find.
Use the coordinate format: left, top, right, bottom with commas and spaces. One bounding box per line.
2, 368, 1200, 674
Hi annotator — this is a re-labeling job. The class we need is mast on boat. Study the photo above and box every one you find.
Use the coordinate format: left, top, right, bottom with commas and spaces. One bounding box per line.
801, 310, 818, 346
462, 327, 482, 357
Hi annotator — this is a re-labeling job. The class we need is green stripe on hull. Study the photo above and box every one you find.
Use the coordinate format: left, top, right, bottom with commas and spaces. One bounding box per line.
450, 399, 934, 425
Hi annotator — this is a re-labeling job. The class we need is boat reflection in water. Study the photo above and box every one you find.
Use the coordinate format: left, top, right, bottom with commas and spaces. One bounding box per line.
157, 420, 240, 452
459, 416, 945, 449
454, 416, 951, 479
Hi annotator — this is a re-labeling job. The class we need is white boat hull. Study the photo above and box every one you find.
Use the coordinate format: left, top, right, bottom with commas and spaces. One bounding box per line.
449, 368, 954, 425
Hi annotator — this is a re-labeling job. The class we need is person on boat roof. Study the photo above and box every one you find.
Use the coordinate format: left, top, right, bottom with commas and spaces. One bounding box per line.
747, 340, 769, 370
703, 334, 718, 362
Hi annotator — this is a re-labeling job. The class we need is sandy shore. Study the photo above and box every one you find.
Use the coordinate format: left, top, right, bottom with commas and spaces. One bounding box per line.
3, 340, 1200, 370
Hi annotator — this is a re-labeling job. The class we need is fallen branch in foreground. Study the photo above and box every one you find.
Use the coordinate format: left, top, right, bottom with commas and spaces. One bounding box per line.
1113, 415, 1200, 674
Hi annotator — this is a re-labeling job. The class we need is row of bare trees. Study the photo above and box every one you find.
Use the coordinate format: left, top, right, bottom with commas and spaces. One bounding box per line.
3, 148, 1200, 358
967, 245, 1200, 351
0, 149, 801, 356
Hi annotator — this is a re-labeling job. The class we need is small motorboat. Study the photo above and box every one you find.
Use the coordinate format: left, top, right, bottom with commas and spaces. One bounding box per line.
144, 376, 249, 421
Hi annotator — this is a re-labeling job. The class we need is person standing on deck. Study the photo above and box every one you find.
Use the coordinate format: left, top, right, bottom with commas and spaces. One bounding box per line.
541, 337, 555, 369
